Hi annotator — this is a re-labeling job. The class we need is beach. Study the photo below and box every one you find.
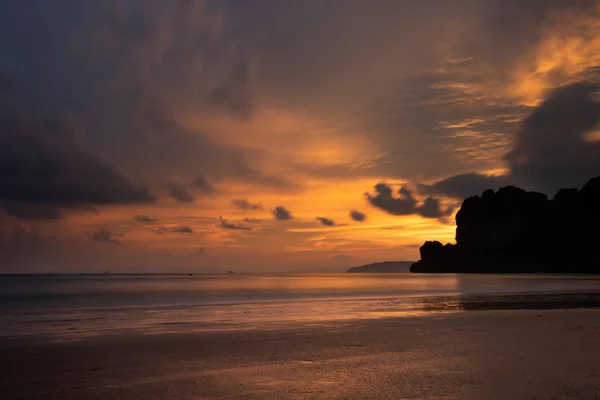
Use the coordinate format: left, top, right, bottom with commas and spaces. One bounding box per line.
3, 308, 600, 399
2, 274, 600, 399
4, 1, 600, 398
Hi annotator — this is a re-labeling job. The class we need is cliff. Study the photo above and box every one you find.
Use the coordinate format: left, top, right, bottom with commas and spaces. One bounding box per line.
410, 176, 600, 273
347, 261, 414, 273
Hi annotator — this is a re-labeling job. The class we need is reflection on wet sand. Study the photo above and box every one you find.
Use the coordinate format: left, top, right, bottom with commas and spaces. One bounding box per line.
3, 274, 600, 340
417, 292, 600, 312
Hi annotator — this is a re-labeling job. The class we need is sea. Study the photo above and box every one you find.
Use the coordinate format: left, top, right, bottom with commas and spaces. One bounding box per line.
2, 273, 600, 340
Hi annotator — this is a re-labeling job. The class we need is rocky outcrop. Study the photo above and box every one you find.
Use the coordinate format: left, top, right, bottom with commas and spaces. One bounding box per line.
410, 176, 600, 273
347, 261, 414, 273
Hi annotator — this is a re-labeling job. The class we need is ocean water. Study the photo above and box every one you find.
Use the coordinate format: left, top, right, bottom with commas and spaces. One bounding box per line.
1, 273, 600, 339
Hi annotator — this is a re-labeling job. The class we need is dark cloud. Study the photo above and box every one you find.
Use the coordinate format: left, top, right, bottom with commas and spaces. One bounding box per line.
272, 206, 293, 221
349, 210, 367, 222
361, 68, 522, 182
170, 226, 194, 234
352, 1, 599, 184
419, 173, 514, 200
505, 81, 600, 193
232, 199, 263, 210
168, 185, 195, 203
1, 201, 63, 220
156, 225, 194, 234
418, 197, 453, 219
316, 217, 335, 226
0, 1, 281, 203
424, 81, 600, 199
0, 92, 155, 206
193, 177, 215, 193
222, 0, 481, 111
233, 166, 295, 190
88, 229, 124, 245
472, 0, 597, 71
209, 61, 253, 118
365, 184, 417, 216
134, 215, 158, 224
366, 184, 449, 219
1, 1, 597, 213
219, 216, 252, 231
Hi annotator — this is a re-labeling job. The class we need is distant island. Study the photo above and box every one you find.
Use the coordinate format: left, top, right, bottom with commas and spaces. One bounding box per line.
347, 261, 414, 273
410, 176, 600, 273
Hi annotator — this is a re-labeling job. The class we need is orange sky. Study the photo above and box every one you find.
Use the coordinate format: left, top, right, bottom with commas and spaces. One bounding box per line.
2, 0, 600, 272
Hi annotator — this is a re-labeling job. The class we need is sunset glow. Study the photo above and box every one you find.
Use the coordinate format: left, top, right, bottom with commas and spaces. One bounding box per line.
2, 0, 600, 273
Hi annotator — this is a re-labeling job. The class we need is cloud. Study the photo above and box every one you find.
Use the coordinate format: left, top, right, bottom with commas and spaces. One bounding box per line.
418, 197, 453, 219
156, 225, 194, 234
208, 61, 253, 118
193, 177, 215, 193
233, 166, 295, 190
3, 0, 600, 271
0, 1, 283, 206
272, 206, 293, 221
365, 184, 417, 215
349, 210, 367, 222
134, 215, 158, 224
0, 90, 155, 207
219, 216, 252, 231
170, 226, 194, 234
345, 0, 600, 187
419, 173, 514, 200
244, 217, 262, 223
168, 185, 195, 203
365, 184, 449, 219
316, 217, 335, 226
424, 81, 600, 198
1, 201, 63, 220
88, 229, 124, 245
505, 81, 600, 193
232, 199, 263, 210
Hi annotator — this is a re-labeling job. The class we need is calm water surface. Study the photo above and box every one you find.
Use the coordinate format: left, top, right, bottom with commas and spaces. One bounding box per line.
1, 273, 600, 339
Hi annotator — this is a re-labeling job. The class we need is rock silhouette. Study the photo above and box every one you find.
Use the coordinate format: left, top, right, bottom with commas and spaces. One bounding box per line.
346, 261, 414, 273
410, 176, 600, 273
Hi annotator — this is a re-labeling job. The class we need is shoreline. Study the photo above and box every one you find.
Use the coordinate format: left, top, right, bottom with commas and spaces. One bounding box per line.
4, 290, 600, 341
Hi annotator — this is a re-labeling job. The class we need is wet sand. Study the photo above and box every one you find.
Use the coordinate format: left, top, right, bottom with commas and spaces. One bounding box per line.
3, 308, 600, 399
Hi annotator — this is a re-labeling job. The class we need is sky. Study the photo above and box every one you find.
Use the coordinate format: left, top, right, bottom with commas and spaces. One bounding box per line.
2, 0, 600, 273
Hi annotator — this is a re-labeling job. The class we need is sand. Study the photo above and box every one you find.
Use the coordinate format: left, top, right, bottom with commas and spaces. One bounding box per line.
2, 309, 600, 399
